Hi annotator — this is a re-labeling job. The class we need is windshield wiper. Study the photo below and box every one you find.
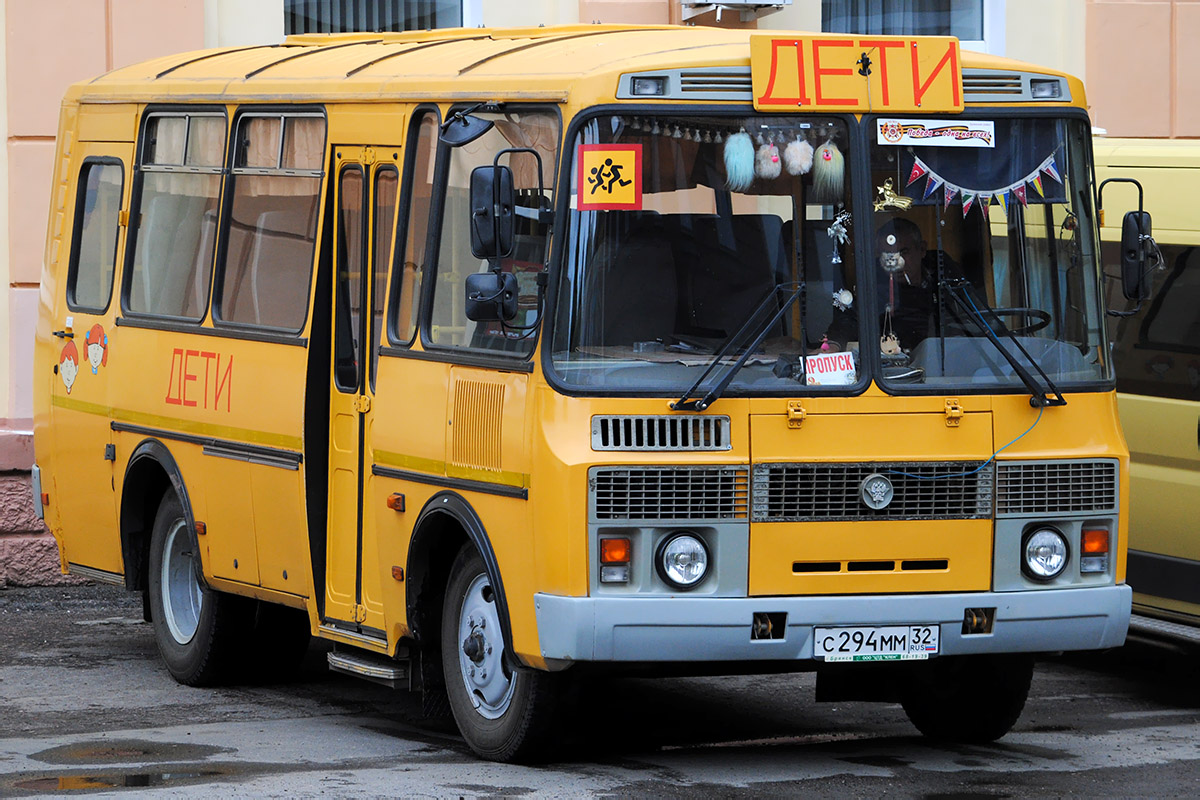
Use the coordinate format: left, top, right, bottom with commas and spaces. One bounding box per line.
940, 279, 1067, 408
670, 283, 803, 412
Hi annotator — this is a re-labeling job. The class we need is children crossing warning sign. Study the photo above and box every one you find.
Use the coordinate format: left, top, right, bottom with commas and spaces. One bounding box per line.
577, 144, 642, 210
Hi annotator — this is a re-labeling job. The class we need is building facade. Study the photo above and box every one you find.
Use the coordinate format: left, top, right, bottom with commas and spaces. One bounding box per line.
0, 0, 1190, 585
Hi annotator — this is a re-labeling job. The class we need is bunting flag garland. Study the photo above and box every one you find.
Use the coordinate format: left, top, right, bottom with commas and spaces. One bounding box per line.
944, 184, 959, 208
961, 192, 976, 218
923, 173, 944, 199
905, 151, 1064, 217
907, 159, 928, 187
1041, 158, 1061, 184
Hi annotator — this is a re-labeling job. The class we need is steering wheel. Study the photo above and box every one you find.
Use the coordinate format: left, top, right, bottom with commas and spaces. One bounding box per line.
986, 307, 1052, 335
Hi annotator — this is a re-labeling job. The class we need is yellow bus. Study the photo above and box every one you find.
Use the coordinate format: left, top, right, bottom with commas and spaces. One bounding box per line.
1096, 136, 1200, 645
33, 25, 1137, 760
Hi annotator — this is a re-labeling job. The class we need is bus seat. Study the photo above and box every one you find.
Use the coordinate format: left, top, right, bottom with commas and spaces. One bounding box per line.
246, 209, 314, 328
581, 211, 676, 348
911, 336, 1094, 381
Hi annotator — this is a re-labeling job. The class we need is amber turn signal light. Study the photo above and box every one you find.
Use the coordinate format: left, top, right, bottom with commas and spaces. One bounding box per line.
386, 493, 406, 512
600, 537, 631, 564
1081, 529, 1109, 554
195, 521, 207, 537
40, 492, 49, 506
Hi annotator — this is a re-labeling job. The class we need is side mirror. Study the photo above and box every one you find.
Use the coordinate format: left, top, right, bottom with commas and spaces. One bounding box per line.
469, 165, 514, 260
465, 271, 518, 322
1120, 210, 1152, 301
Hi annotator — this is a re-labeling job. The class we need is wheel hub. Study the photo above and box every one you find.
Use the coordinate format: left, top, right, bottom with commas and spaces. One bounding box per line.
456, 574, 515, 719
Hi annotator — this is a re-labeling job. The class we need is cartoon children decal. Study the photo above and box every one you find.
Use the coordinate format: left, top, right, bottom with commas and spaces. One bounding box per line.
84, 324, 107, 374
59, 340, 80, 394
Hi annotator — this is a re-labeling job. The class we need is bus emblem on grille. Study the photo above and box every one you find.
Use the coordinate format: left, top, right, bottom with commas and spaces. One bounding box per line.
861, 473, 895, 510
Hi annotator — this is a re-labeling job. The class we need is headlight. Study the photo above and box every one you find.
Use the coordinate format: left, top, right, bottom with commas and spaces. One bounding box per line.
656, 532, 709, 589
1023, 527, 1068, 580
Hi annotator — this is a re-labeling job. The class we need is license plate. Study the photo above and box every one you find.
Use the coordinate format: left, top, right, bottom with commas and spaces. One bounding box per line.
814, 625, 939, 662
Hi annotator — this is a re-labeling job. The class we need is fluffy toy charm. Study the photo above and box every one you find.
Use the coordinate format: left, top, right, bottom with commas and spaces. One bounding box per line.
783, 137, 814, 176
812, 140, 844, 203
755, 137, 781, 180
723, 129, 755, 192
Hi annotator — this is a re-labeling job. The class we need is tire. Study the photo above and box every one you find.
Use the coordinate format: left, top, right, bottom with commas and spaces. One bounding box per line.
441, 544, 563, 762
148, 494, 254, 687
900, 654, 1034, 743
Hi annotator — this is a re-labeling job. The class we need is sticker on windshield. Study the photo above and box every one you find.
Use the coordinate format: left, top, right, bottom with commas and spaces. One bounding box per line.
577, 144, 642, 210
805, 351, 856, 386
877, 119, 995, 148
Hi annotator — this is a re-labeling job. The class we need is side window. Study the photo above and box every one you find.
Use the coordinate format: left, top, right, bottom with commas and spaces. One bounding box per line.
67, 161, 123, 312
371, 165, 399, 385
125, 113, 224, 319
427, 108, 558, 356
334, 166, 364, 391
389, 111, 437, 345
217, 113, 325, 331
1106, 241, 1200, 400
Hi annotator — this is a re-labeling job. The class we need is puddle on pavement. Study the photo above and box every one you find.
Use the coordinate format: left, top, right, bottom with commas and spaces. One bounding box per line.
30, 739, 230, 765
15, 770, 226, 791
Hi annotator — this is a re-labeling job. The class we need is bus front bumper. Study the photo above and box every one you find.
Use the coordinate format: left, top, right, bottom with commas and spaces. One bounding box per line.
533, 584, 1131, 662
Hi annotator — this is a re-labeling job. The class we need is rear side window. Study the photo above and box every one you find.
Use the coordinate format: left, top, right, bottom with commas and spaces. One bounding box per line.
67, 160, 124, 312
125, 113, 225, 319
216, 113, 325, 331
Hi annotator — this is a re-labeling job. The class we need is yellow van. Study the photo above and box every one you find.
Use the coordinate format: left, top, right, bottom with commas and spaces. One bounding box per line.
1096, 136, 1200, 644
33, 26, 1135, 760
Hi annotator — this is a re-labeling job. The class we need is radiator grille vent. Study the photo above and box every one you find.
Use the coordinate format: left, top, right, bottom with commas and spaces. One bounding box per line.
592, 415, 731, 451
996, 460, 1118, 516
752, 462, 993, 522
591, 466, 748, 521
679, 69, 753, 98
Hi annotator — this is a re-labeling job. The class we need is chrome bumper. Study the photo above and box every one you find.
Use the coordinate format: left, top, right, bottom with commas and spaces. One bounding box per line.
534, 584, 1131, 662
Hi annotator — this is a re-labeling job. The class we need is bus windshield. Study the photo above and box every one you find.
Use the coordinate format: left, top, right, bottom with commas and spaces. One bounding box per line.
550, 113, 1111, 395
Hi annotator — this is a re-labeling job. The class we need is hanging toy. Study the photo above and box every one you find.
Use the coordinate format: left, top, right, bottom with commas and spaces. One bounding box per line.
723, 128, 755, 192
755, 134, 781, 180
811, 140, 844, 203
784, 137, 814, 176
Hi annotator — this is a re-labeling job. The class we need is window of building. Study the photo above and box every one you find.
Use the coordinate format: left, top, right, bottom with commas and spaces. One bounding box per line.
426, 108, 558, 358
68, 160, 123, 312
822, 0, 1004, 55
125, 113, 225, 319
216, 113, 325, 332
284, 0, 462, 33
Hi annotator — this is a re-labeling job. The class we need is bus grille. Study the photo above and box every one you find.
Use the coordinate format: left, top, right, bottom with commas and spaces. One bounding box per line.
591, 466, 749, 521
591, 415, 731, 451
996, 460, 1118, 516
752, 462, 993, 522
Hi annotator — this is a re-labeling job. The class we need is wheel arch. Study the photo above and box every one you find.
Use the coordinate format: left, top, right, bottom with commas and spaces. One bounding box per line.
406, 491, 516, 665
119, 438, 198, 592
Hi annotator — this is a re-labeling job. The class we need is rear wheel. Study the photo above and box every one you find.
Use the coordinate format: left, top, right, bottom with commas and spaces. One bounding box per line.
148, 494, 253, 686
901, 654, 1034, 743
441, 545, 562, 762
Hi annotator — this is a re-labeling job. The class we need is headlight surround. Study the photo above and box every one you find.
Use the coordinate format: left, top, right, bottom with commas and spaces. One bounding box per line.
1022, 527, 1069, 580
656, 532, 709, 589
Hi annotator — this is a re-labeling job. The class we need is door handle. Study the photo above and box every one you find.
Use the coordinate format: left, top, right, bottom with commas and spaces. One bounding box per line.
52, 330, 74, 339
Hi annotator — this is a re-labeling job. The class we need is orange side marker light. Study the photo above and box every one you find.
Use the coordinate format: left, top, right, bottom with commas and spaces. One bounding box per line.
600, 537, 631, 564
386, 493, 406, 512
1081, 529, 1109, 554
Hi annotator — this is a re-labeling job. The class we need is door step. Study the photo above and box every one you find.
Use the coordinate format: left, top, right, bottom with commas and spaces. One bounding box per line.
1128, 613, 1200, 646
327, 648, 412, 689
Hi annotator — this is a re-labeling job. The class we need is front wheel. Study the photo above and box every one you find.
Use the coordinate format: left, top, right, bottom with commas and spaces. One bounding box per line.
441, 545, 563, 762
148, 494, 253, 686
901, 654, 1034, 743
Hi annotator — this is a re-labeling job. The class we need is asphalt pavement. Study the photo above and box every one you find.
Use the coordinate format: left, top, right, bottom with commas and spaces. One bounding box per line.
1, 584, 1199, 797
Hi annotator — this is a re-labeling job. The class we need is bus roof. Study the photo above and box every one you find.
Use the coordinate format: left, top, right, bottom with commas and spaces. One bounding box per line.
65, 24, 1080, 106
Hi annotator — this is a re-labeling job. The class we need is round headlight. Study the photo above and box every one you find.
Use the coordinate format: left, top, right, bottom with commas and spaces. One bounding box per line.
1023, 528, 1068, 580
656, 533, 709, 589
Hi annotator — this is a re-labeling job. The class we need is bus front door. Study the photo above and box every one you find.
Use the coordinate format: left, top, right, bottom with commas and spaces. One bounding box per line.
325, 148, 400, 637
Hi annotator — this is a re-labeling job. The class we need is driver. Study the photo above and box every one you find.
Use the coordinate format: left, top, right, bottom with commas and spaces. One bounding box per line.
824, 216, 964, 353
